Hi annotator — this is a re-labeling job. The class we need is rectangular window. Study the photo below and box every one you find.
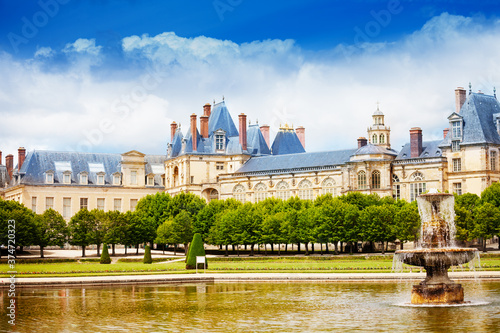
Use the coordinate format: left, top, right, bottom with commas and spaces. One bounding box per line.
410, 183, 426, 202
215, 134, 224, 150
392, 184, 401, 200
63, 198, 71, 219
63, 173, 71, 184
452, 158, 462, 172
147, 177, 154, 186
451, 141, 460, 152
97, 198, 105, 211
131, 171, 137, 185
453, 183, 462, 195
46, 173, 54, 184
81, 174, 88, 184
31, 197, 37, 213
491, 151, 497, 171
80, 198, 88, 210
216, 162, 224, 170
130, 199, 138, 211
97, 174, 105, 185
190, 176, 194, 184
452, 121, 462, 139
46, 197, 54, 210
113, 175, 121, 185
114, 198, 122, 212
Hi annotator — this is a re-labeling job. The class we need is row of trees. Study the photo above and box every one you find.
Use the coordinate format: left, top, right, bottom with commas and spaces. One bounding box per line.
1, 184, 500, 257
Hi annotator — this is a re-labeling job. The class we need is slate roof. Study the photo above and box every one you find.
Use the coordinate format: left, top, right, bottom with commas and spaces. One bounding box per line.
440, 92, 500, 146
0, 165, 9, 188
246, 124, 271, 156
15, 151, 166, 186
236, 149, 357, 174
271, 130, 305, 155
208, 101, 239, 137
353, 144, 398, 156
396, 140, 443, 160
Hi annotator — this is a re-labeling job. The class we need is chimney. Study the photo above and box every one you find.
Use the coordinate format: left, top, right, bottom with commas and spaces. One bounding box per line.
455, 87, 466, 113
6, 154, 13, 179
0, 150, 2, 165
238, 113, 247, 151
295, 126, 305, 149
170, 122, 178, 143
357, 137, 368, 148
443, 128, 449, 139
260, 125, 270, 148
190, 114, 197, 151
203, 103, 211, 117
200, 115, 209, 138
18, 147, 26, 171
410, 127, 423, 158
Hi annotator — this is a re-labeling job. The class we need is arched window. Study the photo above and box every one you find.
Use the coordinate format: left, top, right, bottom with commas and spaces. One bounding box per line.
371, 170, 381, 189
298, 179, 314, 200
410, 172, 426, 202
379, 134, 385, 144
358, 171, 367, 190
372, 134, 378, 144
173, 166, 179, 187
254, 182, 267, 203
275, 181, 290, 201
233, 184, 246, 203
321, 177, 336, 196
392, 174, 400, 200
410, 172, 424, 181
209, 189, 219, 201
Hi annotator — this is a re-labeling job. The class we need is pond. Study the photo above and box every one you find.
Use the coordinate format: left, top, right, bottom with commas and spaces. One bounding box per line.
1, 280, 499, 332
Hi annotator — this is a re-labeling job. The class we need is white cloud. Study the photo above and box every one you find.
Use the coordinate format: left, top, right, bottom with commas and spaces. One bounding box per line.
63, 38, 102, 56
34, 46, 55, 58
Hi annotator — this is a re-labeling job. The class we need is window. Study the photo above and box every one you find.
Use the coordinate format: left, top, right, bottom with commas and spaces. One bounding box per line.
113, 198, 122, 212
371, 170, 381, 189
358, 171, 367, 189
452, 158, 462, 172
130, 170, 137, 185
233, 184, 246, 203
321, 178, 336, 196
130, 199, 138, 211
452, 121, 462, 139
209, 189, 219, 201
491, 151, 497, 171
97, 172, 105, 185
147, 176, 154, 186
31, 197, 37, 213
453, 183, 462, 195
451, 141, 460, 152
113, 173, 121, 185
298, 179, 314, 200
63, 198, 71, 219
80, 198, 88, 210
46, 172, 54, 184
254, 183, 267, 203
410, 172, 424, 181
216, 162, 224, 170
63, 171, 71, 184
97, 198, 105, 211
276, 181, 291, 200
46, 197, 54, 210
410, 183, 426, 202
372, 134, 378, 144
80, 172, 88, 185
215, 131, 225, 151
392, 174, 400, 200
161, 176, 165, 186
379, 134, 385, 144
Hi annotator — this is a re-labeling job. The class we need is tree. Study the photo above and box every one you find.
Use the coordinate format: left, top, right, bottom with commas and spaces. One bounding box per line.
143, 245, 153, 264
100, 244, 111, 264
359, 204, 396, 254
194, 199, 240, 242
155, 220, 174, 254
170, 210, 194, 254
186, 233, 207, 269
68, 209, 96, 257
473, 202, 500, 252
261, 212, 286, 255
90, 209, 107, 256
454, 193, 480, 244
394, 201, 420, 249
168, 192, 206, 219
33, 209, 67, 258
480, 184, 500, 249
103, 211, 127, 256
135, 192, 172, 246
0, 199, 36, 252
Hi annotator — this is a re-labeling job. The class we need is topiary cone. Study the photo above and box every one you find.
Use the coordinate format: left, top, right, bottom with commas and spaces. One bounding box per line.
100, 244, 111, 264
143, 245, 153, 264
186, 233, 207, 270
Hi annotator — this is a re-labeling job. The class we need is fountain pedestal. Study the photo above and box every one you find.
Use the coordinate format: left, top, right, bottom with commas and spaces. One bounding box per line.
411, 283, 464, 304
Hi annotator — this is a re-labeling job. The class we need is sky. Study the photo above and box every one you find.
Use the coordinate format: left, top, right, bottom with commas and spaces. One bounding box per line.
1, 0, 500, 164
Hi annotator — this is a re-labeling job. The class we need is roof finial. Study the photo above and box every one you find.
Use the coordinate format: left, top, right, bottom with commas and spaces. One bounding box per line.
376, 101, 380, 111
256, 118, 258, 124
469, 82, 472, 95
494, 87, 497, 99
222, 95, 225, 101
213, 99, 215, 105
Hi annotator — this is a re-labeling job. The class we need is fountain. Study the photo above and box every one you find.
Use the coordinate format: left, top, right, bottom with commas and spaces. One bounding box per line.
394, 190, 479, 304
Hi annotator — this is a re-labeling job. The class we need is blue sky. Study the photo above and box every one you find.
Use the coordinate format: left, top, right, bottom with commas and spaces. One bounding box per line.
1, 0, 500, 161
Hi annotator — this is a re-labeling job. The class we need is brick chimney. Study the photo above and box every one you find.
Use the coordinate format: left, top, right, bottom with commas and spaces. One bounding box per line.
410, 127, 423, 158
455, 87, 466, 113
260, 125, 270, 148
238, 113, 247, 151
170, 122, 178, 143
0, 150, 2, 165
200, 115, 209, 138
190, 114, 197, 151
358, 137, 368, 148
18, 147, 26, 171
443, 128, 449, 139
6, 154, 13, 179
203, 103, 211, 117
295, 126, 305, 149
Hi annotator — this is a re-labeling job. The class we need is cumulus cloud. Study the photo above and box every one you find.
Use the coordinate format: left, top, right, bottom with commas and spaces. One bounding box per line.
1, 13, 500, 164
34, 46, 55, 58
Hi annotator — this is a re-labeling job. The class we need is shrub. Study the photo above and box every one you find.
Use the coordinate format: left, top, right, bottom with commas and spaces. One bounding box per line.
100, 244, 111, 264
143, 245, 153, 264
186, 233, 207, 270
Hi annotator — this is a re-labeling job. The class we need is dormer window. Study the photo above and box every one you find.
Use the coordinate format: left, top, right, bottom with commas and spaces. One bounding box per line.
113, 172, 121, 185
46, 170, 54, 184
146, 174, 155, 186
62, 171, 72, 184
214, 129, 226, 151
494, 113, 500, 135
80, 172, 88, 185
451, 121, 462, 139
97, 172, 105, 185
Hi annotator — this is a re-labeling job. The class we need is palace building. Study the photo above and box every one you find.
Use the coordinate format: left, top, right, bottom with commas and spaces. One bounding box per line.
1, 86, 500, 219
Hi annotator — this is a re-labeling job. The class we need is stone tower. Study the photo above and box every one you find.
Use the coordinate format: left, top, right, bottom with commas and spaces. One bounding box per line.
367, 105, 391, 149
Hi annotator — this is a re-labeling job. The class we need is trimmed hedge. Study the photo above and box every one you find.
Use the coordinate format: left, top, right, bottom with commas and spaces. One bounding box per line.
143, 245, 153, 264
100, 244, 111, 264
186, 233, 207, 269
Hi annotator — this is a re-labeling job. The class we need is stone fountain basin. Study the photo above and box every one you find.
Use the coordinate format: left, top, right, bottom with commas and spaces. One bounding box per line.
395, 248, 477, 268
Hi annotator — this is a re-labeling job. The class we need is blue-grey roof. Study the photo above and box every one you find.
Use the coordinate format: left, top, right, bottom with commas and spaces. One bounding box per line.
396, 140, 443, 160
16, 150, 166, 186
236, 149, 357, 174
170, 128, 184, 158
271, 130, 305, 155
208, 101, 239, 137
0, 165, 9, 188
441, 92, 500, 146
246, 124, 271, 156
353, 144, 398, 156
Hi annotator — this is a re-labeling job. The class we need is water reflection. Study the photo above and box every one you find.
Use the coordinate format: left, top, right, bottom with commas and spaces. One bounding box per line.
1, 281, 499, 332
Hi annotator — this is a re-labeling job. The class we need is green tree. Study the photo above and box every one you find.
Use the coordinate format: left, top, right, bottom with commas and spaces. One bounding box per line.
0, 199, 36, 252
103, 211, 128, 256
68, 208, 97, 257
473, 202, 500, 252
394, 201, 420, 249
100, 244, 111, 264
186, 233, 207, 269
480, 182, 500, 207
33, 209, 67, 258
135, 192, 172, 245
155, 220, 174, 254
359, 204, 396, 254
261, 212, 286, 255
209, 210, 235, 256
90, 209, 107, 256
454, 193, 480, 244
170, 210, 194, 254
